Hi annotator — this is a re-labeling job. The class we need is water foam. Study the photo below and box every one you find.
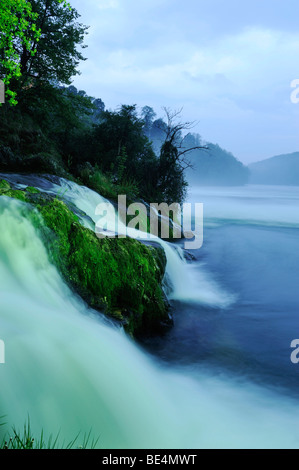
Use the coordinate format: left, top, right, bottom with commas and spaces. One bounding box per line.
0, 197, 299, 448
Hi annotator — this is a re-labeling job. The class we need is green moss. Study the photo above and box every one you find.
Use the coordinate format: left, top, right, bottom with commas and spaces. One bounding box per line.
0, 179, 29, 202
0, 184, 170, 337
40, 199, 170, 336
0, 188, 27, 202
0, 180, 11, 190
26, 186, 40, 195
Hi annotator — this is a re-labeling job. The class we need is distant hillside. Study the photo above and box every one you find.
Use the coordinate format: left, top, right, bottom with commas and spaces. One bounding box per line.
182, 134, 249, 186
249, 152, 299, 186
140, 108, 249, 187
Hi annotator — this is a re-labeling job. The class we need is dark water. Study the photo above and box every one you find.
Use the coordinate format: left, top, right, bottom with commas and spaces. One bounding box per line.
142, 185, 299, 398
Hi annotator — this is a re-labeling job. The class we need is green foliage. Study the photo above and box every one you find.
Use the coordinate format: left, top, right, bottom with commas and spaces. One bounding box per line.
0, 182, 170, 337
0, 97, 192, 206
157, 141, 188, 204
0, 84, 96, 177
0, 0, 193, 207
0, 180, 11, 190
0, 183, 42, 202
25, 187, 41, 195
0, 416, 99, 449
80, 104, 163, 202
79, 166, 119, 200
0, 188, 27, 203
23, 0, 88, 85
36, 196, 169, 337
115, 146, 128, 183
62, 86, 105, 125
89, 106, 153, 173
79, 166, 139, 203
0, 0, 40, 105
0, 1, 201, 207
0, 0, 88, 105
141, 105, 157, 140
117, 177, 139, 201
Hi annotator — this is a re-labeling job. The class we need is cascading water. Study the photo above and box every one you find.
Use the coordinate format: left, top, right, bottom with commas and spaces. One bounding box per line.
1, 173, 233, 308
1, 175, 299, 449
47, 176, 235, 308
0, 196, 186, 448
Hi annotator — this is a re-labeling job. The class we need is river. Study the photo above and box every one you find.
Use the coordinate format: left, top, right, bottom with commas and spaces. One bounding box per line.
0, 177, 299, 449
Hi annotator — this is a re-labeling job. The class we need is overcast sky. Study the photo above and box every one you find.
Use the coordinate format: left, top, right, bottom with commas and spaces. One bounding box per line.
69, 0, 299, 164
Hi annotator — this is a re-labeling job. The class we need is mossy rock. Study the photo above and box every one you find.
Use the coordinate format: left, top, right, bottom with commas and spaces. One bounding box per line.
26, 186, 41, 195
0, 186, 27, 202
0, 180, 11, 190
0, 181, 171, 337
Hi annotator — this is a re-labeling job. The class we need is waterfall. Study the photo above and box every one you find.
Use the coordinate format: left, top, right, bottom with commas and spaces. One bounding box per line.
0, 173, 234, 308
51, 177, 235, 308
1, 184, 299, 449
0, 196, 185, 448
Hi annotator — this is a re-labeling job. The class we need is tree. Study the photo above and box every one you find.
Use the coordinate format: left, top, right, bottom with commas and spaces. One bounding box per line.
156, 107, 207, 203
0, 0, 88, 105
147, 117, 168, 155
61, 86, 105, 126
141, 106, 156, 140
160, 107, 208, 169
91, 105, 157, 177
22, 0, 87, 84
78, 104, 160, 200
158, 140, 189, 204
0, 0, 40, 104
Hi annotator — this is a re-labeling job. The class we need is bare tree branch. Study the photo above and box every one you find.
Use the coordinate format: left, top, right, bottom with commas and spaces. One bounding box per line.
160, 107, 208, 170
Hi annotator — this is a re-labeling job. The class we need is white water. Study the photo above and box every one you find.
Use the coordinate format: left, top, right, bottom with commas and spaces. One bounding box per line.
188, 185, 299, 229
51, 178, 234, 308
5, 173, 231, 309
1, 183, 299, 448
1, 196, 299, 448
0, 197, 183, 448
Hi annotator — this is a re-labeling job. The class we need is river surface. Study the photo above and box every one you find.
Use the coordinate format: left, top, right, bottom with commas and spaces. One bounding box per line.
143, 185, 299, 396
